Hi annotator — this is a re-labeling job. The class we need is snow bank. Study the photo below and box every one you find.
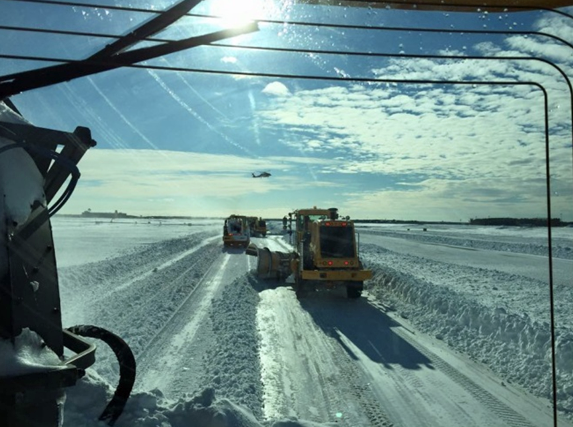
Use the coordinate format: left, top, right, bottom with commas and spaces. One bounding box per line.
65, 369, 337, 427
364, 246, 573, 417
362, 243, 572, 328
199, 274, 264, 418
63, 297, 336, 427
363, 227, 573, 260
65, 370, 265, 427
59, 233, 221, 385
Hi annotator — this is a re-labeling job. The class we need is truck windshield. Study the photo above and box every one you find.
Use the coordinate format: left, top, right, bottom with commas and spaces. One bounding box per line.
319, 226, 355, 258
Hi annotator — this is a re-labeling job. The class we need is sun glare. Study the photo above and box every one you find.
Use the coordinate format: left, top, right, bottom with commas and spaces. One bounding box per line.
208, 0, 270, 27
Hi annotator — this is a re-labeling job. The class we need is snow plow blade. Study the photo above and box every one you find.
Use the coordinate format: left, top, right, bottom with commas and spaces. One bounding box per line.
245, 242, 259, 256
246, 243, 293, 279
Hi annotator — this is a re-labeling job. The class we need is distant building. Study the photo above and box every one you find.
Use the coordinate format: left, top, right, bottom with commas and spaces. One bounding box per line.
81, 209, 128, 219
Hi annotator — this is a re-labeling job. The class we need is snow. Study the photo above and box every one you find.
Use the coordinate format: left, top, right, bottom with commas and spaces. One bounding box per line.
65, 371, 335, 427
0, 101, 32, 125
0, 328, 65, 376
1, 213, 572, 426
65, 374, 262, 427
50, 217, 220, 267
357, 222, 573, 259
51, 220, 328, 426
52, 218, 572, 426
359, 226, 573, 418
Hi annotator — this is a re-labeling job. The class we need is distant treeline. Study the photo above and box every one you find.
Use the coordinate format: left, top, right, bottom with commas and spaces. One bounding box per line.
469, 217, 566, 226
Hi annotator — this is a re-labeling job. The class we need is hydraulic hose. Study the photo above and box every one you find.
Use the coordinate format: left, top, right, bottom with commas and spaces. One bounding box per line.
67, 325, 136, 426
0, 142, 80, 217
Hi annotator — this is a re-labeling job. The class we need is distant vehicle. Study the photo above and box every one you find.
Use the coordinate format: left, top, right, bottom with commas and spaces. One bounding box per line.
223, 215, 250, 248
252, 172, 271, 178
247, 216, 267, 237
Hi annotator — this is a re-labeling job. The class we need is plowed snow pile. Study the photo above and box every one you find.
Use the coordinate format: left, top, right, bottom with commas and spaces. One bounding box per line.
362, 229, 573, 417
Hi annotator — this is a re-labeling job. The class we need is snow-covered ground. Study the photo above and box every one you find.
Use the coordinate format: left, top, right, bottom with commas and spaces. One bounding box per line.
358, 224, 573, 418
40, 218, 573, 426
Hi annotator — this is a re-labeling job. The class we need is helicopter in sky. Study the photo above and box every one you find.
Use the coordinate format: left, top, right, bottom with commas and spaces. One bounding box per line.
252, 171, 271, 178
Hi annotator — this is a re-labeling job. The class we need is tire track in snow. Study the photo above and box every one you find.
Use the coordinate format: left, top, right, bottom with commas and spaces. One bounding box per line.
299, 294, 545, 427
92, 235, 219, 303
297, 295, 395, 427
257, 288, 342, 423
63, 240, 221, 384
366, 301, 540, 427
136, 252, 228, 378
257, 286, 389, 426
394, 329, 537, 427
333, 351, 395, 427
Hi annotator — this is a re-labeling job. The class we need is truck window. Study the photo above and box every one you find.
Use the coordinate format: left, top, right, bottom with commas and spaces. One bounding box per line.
319, 226, 355, 258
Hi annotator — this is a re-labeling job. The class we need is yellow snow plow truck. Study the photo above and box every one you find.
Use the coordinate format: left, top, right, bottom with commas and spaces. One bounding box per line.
246, 207, 372, 298
247, 216, 267, 237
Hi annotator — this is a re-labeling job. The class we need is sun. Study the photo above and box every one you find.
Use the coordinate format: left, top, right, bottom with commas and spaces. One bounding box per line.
208, 0, 271, 27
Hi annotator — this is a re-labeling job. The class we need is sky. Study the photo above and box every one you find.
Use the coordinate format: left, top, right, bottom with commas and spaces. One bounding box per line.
1, 0, 573, 221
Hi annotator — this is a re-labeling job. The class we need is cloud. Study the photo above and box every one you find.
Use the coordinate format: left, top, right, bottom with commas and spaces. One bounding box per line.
262, 82, 291, 97
250, 35, 572, 221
